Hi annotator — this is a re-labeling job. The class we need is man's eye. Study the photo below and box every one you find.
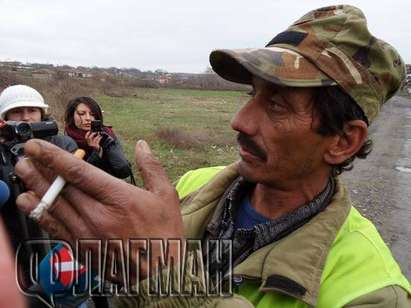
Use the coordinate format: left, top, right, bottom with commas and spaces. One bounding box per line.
247, 89, 256, 96
268, 99, 286, 112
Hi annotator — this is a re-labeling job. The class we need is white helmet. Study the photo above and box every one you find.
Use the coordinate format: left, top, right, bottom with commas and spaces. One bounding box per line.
0, 85, 49, 120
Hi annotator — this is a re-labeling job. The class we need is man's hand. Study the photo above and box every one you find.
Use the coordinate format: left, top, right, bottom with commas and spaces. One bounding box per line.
14, 139, 184, 279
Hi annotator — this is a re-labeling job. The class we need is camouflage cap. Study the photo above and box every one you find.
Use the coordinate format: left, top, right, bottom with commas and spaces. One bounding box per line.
209, 5, 406, 123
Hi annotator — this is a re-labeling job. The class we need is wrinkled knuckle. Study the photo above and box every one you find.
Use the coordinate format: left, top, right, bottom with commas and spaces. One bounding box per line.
48, 199, 63, 215
38, 144, 59, 165
15, 162, 46, 192
144, 153, 161, 167
65, 162, 87, 185
138, 159, 158, 175
40, 215, 58, 236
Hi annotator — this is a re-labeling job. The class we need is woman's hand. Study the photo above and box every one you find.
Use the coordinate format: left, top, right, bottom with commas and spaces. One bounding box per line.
85, 131, 103, 152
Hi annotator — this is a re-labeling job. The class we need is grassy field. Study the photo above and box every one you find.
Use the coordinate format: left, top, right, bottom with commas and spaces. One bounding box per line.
96, 88, 249, 183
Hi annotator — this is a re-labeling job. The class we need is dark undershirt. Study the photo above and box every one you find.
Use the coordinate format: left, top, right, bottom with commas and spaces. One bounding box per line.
234, 194, 270, 230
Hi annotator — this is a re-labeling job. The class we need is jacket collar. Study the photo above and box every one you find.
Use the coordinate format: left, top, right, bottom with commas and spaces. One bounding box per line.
233, 178, 351, 305
181, 164, 352, 306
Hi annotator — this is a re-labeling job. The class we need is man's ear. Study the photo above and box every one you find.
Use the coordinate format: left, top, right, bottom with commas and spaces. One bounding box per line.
324, 120, 368, 165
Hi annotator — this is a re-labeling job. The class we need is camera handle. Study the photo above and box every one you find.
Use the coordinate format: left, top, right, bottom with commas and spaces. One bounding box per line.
9, 143, 25, 157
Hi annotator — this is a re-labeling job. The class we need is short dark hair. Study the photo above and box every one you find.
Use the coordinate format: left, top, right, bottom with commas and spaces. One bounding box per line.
313, 86, 373, 176
64, 96, 103, 128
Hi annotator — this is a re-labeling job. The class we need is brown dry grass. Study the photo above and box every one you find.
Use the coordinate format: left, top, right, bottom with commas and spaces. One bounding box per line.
155, 128, 203, 149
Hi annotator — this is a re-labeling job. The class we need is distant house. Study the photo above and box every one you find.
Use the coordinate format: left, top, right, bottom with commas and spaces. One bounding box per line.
0, 61, 22, 68
67, 70, 93, 78
157, 77, 169, 84
32, 69, 53, 79
81, 72, 93, 78
155, 72, 172, 85
17, 65, 33, 70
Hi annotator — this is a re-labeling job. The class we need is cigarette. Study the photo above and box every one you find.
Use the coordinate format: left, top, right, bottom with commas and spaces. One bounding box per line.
29, 149, 86, 222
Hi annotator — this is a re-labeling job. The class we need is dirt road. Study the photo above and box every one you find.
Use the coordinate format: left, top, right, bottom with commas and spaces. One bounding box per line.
341, 95, 411, 280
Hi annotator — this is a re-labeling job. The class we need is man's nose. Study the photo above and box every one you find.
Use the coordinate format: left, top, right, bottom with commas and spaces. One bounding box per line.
230, 99, 261, 136
22, 110, 30, 121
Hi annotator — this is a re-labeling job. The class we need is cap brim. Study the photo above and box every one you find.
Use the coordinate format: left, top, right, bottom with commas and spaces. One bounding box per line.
210, 46, 336, 87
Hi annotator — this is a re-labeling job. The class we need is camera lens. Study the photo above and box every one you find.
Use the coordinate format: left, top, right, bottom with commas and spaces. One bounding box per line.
15, 122, 32, 140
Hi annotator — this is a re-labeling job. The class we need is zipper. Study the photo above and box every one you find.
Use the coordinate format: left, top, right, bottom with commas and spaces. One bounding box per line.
232, 274, 261, 292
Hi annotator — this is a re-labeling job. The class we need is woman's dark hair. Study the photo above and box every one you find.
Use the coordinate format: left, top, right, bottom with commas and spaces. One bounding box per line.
64, 96, 103, 128
313, 86, 373, 176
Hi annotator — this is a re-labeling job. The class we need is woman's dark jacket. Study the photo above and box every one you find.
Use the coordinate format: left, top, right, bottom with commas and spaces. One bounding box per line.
46, 135, 78, 153
85, 133, 131, 179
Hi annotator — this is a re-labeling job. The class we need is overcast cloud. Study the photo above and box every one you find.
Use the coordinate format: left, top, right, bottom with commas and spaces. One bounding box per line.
0, 0, 410, 73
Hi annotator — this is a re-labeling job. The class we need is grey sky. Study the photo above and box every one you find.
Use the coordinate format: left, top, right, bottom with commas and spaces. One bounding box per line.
0, 0, 410, 73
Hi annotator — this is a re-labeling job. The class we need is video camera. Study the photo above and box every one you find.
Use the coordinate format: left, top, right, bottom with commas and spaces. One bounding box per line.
0, 120, 58, 157
0, 120, 59, 293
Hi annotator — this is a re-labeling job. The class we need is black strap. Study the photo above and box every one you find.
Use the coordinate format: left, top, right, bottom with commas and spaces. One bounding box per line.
128, 163, 136, 186
266, 31, 307, 47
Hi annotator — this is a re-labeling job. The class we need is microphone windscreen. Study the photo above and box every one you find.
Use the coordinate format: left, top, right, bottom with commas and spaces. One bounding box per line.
0, 180, 10, 208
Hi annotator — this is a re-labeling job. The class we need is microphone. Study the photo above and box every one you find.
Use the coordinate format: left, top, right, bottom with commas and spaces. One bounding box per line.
0, 180, 10, 208
36, 243, 99, 306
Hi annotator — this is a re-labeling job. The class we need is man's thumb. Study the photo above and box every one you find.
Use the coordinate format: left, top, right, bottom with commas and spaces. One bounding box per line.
135, 140, 173, 196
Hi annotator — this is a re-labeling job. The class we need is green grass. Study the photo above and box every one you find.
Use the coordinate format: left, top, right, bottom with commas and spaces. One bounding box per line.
96, 88, 248, 183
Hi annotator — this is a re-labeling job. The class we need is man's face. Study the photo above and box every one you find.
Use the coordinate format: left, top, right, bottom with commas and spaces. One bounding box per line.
231, 76, 332, 188
6, 107, 42, 123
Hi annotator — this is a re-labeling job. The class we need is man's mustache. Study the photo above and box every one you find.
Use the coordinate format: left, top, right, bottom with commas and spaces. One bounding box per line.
237, 133, 267, 161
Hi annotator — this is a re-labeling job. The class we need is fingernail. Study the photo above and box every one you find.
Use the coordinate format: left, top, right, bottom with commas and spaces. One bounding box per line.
16, 192, 36, 215
137, 140, 150, 153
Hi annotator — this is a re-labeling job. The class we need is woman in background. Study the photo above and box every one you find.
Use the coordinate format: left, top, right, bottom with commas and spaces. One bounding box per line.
64, 96, 131, 179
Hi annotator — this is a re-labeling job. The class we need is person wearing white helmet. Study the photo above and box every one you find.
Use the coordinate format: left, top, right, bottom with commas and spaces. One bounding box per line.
0, 85, 77, 152
0, 84, 49, 122
0, 85, 78, 308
